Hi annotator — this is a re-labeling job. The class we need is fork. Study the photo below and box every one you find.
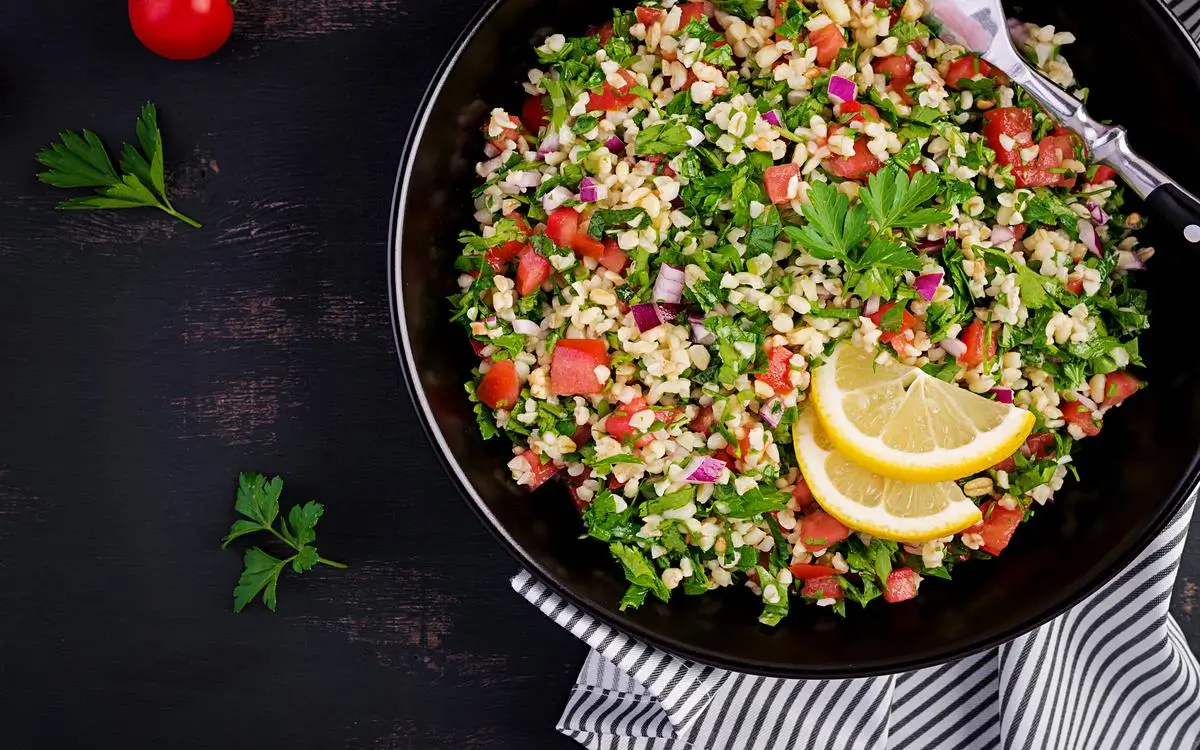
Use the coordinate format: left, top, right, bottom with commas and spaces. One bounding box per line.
924, 0, 1200, 245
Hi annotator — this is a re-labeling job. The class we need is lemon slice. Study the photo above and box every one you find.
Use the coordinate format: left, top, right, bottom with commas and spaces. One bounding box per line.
810, 342, 1035, 483
792, 409, 983, 542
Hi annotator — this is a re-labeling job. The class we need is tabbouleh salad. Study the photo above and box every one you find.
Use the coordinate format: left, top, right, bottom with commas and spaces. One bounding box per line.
450, 0, 1151, 623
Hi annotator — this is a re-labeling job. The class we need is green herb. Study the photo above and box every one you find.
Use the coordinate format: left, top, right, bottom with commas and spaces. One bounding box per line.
773, 0, 810, 39
572, 115, 600, 135
1015, 263, 1052, 309
859, 165, 952, 230
879, 303, 905, 332
921, 361, 961, 381
643, 486, 696, 516
35, 102, 201, 228
588, 207, 650, 238
221, 472, 346, 613
714, 482, 790, 519
755, 566, 790, 626
713, 0, 766, 19
582, 491, 642, 542
610, 543, 671, 606
635, 121, 694, 156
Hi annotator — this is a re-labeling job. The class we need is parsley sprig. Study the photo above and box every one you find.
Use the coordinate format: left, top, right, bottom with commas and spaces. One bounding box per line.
222, 472, 347, 613
35, 102, 200, 228
784, 166, 952, 298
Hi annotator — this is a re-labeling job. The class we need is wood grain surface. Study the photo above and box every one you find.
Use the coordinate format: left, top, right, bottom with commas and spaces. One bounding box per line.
0, 1, 1195, 748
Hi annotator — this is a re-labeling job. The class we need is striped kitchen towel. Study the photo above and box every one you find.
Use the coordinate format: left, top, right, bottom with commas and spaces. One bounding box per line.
513, 493, 1200, 748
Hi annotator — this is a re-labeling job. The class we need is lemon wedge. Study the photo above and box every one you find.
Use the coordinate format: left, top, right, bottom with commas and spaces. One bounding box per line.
792, 409, 983, 542
810, 342, 1035, 483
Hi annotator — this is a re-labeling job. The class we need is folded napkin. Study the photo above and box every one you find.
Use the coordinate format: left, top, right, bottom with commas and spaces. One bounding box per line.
513, 493, 1199, 748
512, 4, 1200, 747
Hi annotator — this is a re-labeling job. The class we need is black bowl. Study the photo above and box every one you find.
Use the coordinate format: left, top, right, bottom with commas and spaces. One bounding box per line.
390, 0, 1200, 677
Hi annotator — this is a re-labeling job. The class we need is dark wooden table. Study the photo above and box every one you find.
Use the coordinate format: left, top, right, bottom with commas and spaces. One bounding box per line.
0, 2, 1196, 748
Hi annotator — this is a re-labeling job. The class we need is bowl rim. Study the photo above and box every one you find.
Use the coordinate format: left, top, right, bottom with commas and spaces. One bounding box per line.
388, 0, 1200, 677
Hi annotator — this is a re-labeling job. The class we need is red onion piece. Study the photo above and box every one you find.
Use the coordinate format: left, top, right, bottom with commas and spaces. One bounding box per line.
1073, 393, 1098, 412
1116, 250, 1145, 271
863, 295, 880, 316
990, 226, 1015, 244
653, 264, 685, 303
632, 302, 690, 333
484, 316, 498, 326
484, 143, 501, 158
512, 319, 540, 336
536, 132, 560, 160
827, 74, 857, 103
579, 177, 599, 203
1077, 218, 1102, 257
691, 320, 716, 345
762, 109, 782, 127
682, 455, 728, 484
990, 387, 1013, 404
913, 271, 943, 302
542, 185, 574, 212
760, 398, 784, 428
604, 135, 624, 153
1086, 200, 1109, 226
940, 337, 967, 358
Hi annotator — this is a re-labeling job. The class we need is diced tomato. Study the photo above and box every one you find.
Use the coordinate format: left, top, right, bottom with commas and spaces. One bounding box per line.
486, 123, 521, 151
690, 404, 714, 435
1024, 432, 1056, 460
550, 339, 610, 396
607, 474, 625, 490
867, 302, 917, 346
792, 478, 815, 509
826, 126, 883, 180
993, 432, 1057, 473
516, 245, 550, 296
837, 101, 881, 125
868, 0, 901, 22
982, 107, 1033, 166
788, 563, 839, 580
521, 95, 549, 133
958, 320, 996, 369
970, 501, 1024, 555
882, 568, 919, 603
802, 575, 843, 600
678, 1, 716, 26
486, 212, 532, 271
477, 359, 520, 410
1093, 165, 1117, 183
1014, 133, 1077, 189
588, 69, 639, 111
763, 163, 800, 205
599, 238, 628, 273
756, 346, 795, 395
800, 511, 850, 551
874, 54, 915, 104
588, 20, 614, 45
907, 163, 926, 179
603, 397, 648, 443
945, 54, 997, 90
1065, 277, 1085, 295
546, 207, 580, 248
808, 23, 847, 67
635, 6, 666, 26
1062, 400, 1102, 436
1013, 223, 1028, 241
572, 231, 607, 260
520, 449, 560, 490
1102, 371, 1141, 406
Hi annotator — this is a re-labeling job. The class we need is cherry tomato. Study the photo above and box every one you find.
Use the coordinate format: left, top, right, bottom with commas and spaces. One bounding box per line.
129, 0, 235, 61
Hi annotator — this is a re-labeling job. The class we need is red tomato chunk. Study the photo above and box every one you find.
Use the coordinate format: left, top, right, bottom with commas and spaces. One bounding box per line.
788, 563, 839, 580
756, 346, 795, 395
970, 501, 1024, 555
882, 568, 919, 603
477, 359, 520, 410
519, 449, 559, 490
800, 511, 850, 551
802, 576, 843, 600
550, 339, 610, 396
763, 163, 800, 205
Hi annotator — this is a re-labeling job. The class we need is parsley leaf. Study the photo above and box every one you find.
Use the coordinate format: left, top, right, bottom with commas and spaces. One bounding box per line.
610, 543, 671, 605
635, 122, 693, 156
588, 207, 650, 239
859, 165, 951, 230
755, 566, 790, 626
582, 491, 641, 542
35, 102, 201, 228
783, 180, 870, 261
713, 0, 766, 19
773, 0, 810, 39
222, 472, 347, 612
1015, 263, 1052, 309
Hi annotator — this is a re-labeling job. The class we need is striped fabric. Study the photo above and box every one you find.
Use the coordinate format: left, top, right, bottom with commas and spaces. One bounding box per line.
513, 494, 1200, 748
510, 4, 1200, 747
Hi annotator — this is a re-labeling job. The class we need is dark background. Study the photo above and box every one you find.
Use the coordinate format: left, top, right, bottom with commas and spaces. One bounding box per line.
0, 1, 1196, 748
